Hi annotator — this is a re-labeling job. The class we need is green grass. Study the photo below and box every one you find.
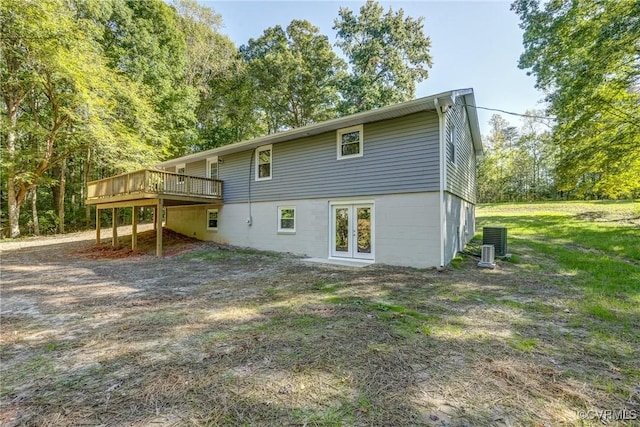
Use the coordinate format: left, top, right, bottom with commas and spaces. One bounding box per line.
478, 199, 640, 341
507, 336, 538, 352
179, 246, 283, 262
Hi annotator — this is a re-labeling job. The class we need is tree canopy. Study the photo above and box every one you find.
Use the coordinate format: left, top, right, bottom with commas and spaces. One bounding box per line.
477, 114, 557, 203
512, 0, 640, 198
334, 0, 433, 114
1, 0, 436, 237
240, 20, 346, 133
1, 0, 161, 237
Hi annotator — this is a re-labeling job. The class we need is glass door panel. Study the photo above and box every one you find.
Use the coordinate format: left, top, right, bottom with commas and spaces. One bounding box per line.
332, 207, 351, 257
331, 204, 374, 260
356, 206, 373, 259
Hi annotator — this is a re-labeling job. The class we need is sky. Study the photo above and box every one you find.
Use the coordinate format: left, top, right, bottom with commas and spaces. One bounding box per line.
201, 0, 547, 135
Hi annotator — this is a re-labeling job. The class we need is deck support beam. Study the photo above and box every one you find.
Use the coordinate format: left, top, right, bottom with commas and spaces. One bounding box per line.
132, 206, 138, 250
156, 199, 163, 257
112, 208, 118, 247
96, 208, 101, 244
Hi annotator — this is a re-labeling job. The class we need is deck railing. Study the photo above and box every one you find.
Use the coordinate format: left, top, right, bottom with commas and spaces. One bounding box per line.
86, 169, 222, 201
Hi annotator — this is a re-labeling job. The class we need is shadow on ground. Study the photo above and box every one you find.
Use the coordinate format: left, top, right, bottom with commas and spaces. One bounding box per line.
1, 237, 638, 426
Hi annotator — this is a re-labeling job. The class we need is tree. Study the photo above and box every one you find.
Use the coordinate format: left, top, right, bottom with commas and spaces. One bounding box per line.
477, 114, 557, 203
241, 20, 346, 133
334, 0, 433, 114
93, 0, 198, 157
512, 0, 640, 198
196, 61, 268, 150
1, 0, 160, 237
172, 0, 243, 149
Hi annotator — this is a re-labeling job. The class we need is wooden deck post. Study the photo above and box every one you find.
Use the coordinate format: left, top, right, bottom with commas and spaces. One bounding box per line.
96, 208, 101, 244
112, 207, 118, 247
132, 206, 138, 250
155, 199, 163, 257
153, 206, 157, 231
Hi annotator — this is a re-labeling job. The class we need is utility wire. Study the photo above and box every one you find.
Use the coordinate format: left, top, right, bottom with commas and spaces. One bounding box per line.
464, 104, 555, 121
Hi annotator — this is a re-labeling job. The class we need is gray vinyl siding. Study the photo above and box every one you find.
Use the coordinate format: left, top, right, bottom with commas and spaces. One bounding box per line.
219, 112, 440, 203
185, 159, 206, 177
445, 97, 477, 204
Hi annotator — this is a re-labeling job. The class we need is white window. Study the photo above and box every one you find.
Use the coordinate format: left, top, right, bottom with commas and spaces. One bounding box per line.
255, 145, 272, 181
447, 123, 457, 164
207, 157, 219, 179
278, 206, 296, 233
337, 125, 363, 160
176, 163, 186, 184
207, 209, 218, 230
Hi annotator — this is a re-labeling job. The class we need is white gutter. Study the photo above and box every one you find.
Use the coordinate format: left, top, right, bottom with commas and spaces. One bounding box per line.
434, 98, 446, 269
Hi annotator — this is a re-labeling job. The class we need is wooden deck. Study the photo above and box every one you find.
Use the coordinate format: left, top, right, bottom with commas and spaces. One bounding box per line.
86, 169, 223, 206
86, 169, 222, 257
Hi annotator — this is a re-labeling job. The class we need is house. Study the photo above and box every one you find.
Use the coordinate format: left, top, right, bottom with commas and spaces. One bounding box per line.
86, 88, 483, 268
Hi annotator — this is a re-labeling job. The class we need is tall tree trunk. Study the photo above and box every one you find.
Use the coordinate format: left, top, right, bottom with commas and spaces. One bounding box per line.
57, 159, 67, 234
3, 37, 28, 238
84, 149, 92, 226
6, 99, 21, 238
3, 93, 24, 238
31, 187, 40, 235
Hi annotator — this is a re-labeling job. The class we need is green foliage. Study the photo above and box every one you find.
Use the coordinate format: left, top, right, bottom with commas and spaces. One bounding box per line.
477, 114, 558, 202
512, 0, 640, 199
2, 0, 436, 236
334, 0, 433, 114
93, 0, 198, 158
172, 0, 244, 150
1, 0, 162, 236
240, 20, 346, 132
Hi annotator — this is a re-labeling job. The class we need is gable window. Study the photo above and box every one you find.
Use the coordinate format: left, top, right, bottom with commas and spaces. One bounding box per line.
207, 209, 218, 230
278, 206, 296, 233
337, 125, 363, 159
447, 123, 457, 164
207, 157, 219, 179
256, 145, 272, 181
176, 163, 186, 184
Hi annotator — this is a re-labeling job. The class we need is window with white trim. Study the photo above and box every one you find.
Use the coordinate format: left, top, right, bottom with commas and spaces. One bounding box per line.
255, 145, 272, 181
278, 206, 296, 233
207, 209, 218, 230
176, 163, 186, 184
206, 157, 219, 179
337, 125, 363, 159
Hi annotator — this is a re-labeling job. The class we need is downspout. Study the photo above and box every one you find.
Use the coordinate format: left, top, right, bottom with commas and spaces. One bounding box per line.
434, 98, 446, 269
247, 149, 254, 226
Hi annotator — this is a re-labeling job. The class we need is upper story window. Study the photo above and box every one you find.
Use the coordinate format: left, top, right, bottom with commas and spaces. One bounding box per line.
447, 123, 457, 164
256, 145, 272, 181
337, 125, 363, 160
207, 156, 219, 179
176, 163, 186, 184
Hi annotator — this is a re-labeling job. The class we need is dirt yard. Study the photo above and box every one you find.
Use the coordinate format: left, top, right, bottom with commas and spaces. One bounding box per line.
1, 227, 637, 426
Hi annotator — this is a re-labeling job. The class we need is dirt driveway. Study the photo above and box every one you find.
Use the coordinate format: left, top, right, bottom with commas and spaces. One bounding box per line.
0, 230, 633, 426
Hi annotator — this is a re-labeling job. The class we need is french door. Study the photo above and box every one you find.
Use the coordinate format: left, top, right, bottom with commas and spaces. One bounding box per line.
330, 204, 374, 260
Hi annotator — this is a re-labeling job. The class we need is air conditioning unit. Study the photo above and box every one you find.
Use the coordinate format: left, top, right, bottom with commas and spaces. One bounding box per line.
483, 227, 507, 257
478, 244, 496, 269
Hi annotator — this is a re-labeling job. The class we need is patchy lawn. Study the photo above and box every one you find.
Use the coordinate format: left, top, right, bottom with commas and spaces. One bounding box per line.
1, 201, 639, 426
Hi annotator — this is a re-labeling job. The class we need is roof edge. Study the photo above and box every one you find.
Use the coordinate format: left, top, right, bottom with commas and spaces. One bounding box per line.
158, 89, 478, 167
